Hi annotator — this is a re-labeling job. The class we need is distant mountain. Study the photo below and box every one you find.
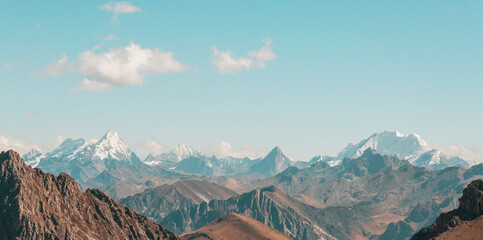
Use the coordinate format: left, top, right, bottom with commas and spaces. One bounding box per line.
274, 151, 481, 212
37, 130, 141, 184
324, 130, 477, 169
174, 155, 256, 176
328, 131, 428, 166
0, 150, 179, 240
146, 146, 300, 177
22, 148, 44, 167
145, 143, 201, 168
180, 213, 292, 240
44, 137, 93, 160
120, 180, 238, 221
145, 143, 265, 177
78, 130, 134, 161
411, 149, 470, 170
249, 146, 294, 176
257, 149, 411, 197
251, 149, 483, 238
412, 179, 483, 240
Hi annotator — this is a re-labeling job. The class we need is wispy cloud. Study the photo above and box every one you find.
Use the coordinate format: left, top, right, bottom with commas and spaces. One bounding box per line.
76, 78, 112, 92
99, 1, 141, 22
0, 135, 41, 155
104, 34, 117, 41
33, 53, 71, 77
4, 60, 24, 70
211, 37, 276, 74
205, 141, 266, 159
140, 139, 165, 155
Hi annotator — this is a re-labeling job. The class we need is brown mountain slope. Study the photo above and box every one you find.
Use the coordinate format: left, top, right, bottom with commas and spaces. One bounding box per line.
180, 213, 292, 240
120, 180, 238, 221
412, 179, 483, 240
0, 150, 179, 240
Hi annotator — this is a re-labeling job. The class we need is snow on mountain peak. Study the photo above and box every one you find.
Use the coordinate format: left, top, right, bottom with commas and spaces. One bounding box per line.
90, 130, 132, 160
22, 149, 44, 167
328, 130, 430, 166
45, 138, 88, 159
174, 142, 200, 158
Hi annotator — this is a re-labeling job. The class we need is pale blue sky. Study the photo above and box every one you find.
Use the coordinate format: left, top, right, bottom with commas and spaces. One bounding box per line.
1, 1, 482, 160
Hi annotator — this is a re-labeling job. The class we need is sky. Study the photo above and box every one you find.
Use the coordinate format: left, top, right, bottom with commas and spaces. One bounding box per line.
1, 1, 483, 160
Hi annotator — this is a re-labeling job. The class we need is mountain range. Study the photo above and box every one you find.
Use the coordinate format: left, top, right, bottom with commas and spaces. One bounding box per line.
3, 130, 483, 239
1, 150, 295, 240
149, 149, 483, 239
20, 130, 482, 184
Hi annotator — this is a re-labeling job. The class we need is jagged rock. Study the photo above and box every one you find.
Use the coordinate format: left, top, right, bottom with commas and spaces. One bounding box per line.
0, 150, 179, 240
412, 179, 483, 240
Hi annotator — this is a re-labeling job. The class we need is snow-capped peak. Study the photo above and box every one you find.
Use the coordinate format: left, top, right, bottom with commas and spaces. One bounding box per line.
89, 130, 132, 161
328, 130, 430, 166
22, 149, 44, 167
173, 142, 200, 159
45, 138, 88, 159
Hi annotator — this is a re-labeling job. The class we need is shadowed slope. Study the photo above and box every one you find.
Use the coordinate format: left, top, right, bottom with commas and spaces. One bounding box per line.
120, 180, 237, 221
0, 150, 179, 240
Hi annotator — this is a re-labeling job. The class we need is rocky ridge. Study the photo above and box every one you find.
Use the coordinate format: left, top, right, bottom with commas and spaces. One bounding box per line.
0, 150, 179, 240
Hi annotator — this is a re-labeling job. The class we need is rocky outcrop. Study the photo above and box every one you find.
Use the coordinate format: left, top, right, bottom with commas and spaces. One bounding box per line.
412, 179, 483, 240
0, 150, 179, 240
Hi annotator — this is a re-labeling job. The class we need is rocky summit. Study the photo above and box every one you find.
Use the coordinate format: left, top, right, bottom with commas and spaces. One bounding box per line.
0, 150, 179, 240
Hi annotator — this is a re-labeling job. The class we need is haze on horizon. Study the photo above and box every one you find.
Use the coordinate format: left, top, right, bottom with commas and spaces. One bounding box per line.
1, 1, 482, 160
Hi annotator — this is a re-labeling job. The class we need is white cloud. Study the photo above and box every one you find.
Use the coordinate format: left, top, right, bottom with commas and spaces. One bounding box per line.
26, 111, 36, 118
0, 135, 41, 155
248, 37, 276, 68
211, 48, 253, 74
99, 1, 141, 22
211, 37, 276, 74
37, 42, 187, 92
434, 144, 483, 165
140, 139, 165, 155
104, 34, 117, 41
77, 78, 112, 92
34, 53, 71, 77
205, 141, 265, 159
78, 42, 187, 87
